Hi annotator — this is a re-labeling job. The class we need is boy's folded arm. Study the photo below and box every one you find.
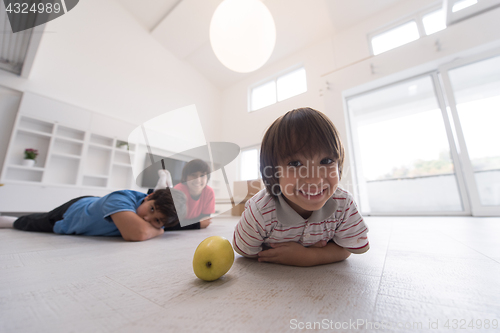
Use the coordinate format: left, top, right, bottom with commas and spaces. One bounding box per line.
233, 242, 259, 258
257, 241, 351, 267
307, 242, 351, 266
232, 203, 266, 258
345, 242, 370, 254
110, 211, 164, 241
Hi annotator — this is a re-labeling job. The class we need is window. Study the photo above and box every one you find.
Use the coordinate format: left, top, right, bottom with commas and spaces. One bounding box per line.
446, 54, 500, 208
251, 81, 276, 111
369, 0, 499, 55
422, 9, 446, 35
347, 75, 463, 214
347, 51, 500, 216
452, 0, 478, 12
250, 67, 307, 111
240, 148, 259, 180
446, 0, 499, 26
277, 68, 307, 102
371, 21, 420, 55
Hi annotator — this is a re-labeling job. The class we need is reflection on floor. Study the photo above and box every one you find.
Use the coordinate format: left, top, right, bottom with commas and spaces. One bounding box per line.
1, 216, 499, 332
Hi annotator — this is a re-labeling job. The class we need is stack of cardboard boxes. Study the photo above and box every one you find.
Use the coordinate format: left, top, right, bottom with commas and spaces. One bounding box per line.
231, 179, 264, 216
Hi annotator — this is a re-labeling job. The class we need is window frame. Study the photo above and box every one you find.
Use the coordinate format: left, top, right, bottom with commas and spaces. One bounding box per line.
369, 0, 500, 56
369, 19, 422, 56
445, 0, 500, 26
248, 64, 307, 112
368, 3, 444, 56
421, 7, 447, 35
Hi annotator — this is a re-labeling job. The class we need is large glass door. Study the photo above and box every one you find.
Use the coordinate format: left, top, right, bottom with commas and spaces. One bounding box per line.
347, 74, 467, 215
440, 51, 500, 216
346, 49, 500, 216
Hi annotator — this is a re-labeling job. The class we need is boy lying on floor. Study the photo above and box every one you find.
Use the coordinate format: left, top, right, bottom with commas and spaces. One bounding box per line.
0, 188, 186, 242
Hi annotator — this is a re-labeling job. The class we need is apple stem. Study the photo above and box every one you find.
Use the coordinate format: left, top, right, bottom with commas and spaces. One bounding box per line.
206, 262, 212, 268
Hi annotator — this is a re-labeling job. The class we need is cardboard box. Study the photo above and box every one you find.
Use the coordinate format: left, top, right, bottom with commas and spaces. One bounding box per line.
231, 179, 264, 216
233, 179, 264, 202
231, 203, 246, 217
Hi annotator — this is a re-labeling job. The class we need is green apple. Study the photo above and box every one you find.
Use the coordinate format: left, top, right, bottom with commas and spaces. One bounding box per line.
193, 236, 234, 281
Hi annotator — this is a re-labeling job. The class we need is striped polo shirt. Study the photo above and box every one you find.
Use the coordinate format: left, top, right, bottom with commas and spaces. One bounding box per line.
233, 187, 369, 257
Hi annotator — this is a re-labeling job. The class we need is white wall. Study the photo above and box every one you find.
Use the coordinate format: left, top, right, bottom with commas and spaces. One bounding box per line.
0, 0, 222, 144
0, 87, 22, 174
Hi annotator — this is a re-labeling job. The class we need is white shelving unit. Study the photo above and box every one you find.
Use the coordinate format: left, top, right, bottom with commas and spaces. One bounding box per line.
0, 92, 229, 214
2, 113, 137, 190
0, 92, 144, 213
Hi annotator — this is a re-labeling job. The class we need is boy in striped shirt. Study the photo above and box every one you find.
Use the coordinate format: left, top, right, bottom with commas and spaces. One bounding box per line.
233, 107, 369, 266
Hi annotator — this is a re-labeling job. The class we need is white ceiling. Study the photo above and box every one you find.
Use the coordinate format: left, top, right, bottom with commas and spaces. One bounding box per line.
117, 0, 405, 89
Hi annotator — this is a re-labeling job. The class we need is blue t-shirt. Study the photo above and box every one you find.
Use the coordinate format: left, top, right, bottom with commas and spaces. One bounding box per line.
53, 190, 147, 236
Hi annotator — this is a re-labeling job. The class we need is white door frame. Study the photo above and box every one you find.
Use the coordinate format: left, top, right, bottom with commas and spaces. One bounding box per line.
431, 71, 472, 215
439, 48, 500, 216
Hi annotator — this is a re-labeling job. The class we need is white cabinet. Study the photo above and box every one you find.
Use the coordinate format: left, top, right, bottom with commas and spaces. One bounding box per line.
0, 93, 143, 213
2, 113, 137, 190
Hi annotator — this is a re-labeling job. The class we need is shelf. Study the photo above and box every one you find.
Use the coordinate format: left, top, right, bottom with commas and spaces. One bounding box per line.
53, 135, 84, 144
110, 165, 133, 189
9, 131, 51, 168
84, 146, 111, 175
19, 116, 53, 134
83, 174, 109, 179
53, 138, 83, 156
115, 149, 133, 154
90, 133, 113, 147
56, 125, 85, 141
4, 109, 141, 197
2, 96, 143, 212
82, 175, 108, 187
6, 167, 43, 182
89, 143, 113, 150
115, 140, 136, 153
113, 151, 132, 165
51, 152, 82, 160
17, 128, 52, 138
45, 156, 79, 185
112, 162, 132, 168
7, 164, 45, 171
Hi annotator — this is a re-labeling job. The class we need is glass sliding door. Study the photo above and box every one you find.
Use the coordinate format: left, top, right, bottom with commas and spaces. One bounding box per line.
441, 52, 500, 215
347, 74, 465, 215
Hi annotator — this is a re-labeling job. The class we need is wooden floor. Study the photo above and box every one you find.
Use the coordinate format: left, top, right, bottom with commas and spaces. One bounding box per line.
1, 216, 499, 333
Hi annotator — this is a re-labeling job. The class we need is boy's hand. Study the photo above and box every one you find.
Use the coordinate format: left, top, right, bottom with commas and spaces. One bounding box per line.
257, 240, 324, 266
257, 240, 349, 266
199, 218, 212, 229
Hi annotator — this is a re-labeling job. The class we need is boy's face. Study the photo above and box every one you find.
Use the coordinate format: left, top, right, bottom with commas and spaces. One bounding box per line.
186, 171, 208, 196
278, 152, 339, 219
136, 195, 167, 229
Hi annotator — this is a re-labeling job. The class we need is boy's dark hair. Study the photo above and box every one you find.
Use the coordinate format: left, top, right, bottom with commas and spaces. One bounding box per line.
260, 107, 345, 197
180, 159, 211, 182
147, 188, 187, 227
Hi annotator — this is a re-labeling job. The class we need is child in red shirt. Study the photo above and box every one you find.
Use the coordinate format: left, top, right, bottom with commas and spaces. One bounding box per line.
171, 159, 215, 229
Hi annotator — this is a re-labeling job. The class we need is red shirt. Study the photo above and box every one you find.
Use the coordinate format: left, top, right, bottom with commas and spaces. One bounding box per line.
173, 183, 215, 219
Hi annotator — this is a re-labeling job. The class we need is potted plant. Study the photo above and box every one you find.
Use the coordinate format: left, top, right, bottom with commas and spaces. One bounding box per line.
23, 148, 38, 167
117, 141, 129, 150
